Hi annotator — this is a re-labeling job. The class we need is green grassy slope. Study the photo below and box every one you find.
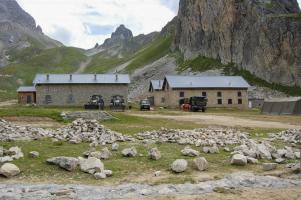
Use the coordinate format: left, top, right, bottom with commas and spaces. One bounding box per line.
0, 47, 87, 101
177, 55, 301, 96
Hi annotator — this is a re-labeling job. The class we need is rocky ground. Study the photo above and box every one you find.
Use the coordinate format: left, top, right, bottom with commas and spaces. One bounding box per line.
1, 172, 301, 200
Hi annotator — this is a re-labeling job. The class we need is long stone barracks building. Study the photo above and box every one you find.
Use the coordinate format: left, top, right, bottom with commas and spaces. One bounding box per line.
17, 74, 131, 106
148, 75, 250, 109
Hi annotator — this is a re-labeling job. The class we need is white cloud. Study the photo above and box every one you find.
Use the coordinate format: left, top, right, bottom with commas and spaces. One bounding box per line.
16, 0, 179, 49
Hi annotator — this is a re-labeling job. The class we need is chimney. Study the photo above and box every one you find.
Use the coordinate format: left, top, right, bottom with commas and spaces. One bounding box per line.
94, 74, 97, 81
115, 74, 119, 81
70, 74, 73, 81
46, 74, 50, 81
159, 80, 161, 87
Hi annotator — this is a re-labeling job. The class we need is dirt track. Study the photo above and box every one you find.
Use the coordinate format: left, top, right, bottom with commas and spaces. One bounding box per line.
129, 113, 301, 129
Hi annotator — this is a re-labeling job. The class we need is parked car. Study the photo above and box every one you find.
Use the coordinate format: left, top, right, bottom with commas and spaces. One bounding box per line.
181, 96, 207, 112
140, 99, 151, 111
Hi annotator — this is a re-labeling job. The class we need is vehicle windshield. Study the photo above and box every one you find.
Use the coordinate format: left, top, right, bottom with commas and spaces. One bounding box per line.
191, 97, 206, 105
141, 100, 149, 104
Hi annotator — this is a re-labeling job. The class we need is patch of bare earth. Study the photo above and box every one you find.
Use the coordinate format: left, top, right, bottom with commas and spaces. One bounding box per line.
129, 113, 301, 129
2, 116, 62, 128
0, 100, 17, 107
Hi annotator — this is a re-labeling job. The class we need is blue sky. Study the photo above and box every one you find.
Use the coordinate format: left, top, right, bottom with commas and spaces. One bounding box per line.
16, 0, 300, 49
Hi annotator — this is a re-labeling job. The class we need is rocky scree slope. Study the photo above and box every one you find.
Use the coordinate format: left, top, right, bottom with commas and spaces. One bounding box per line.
172, 0, 301, 88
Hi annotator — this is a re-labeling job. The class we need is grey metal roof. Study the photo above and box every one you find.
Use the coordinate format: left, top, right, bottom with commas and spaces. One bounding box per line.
264, 97, 301, 102
150, 80, 163, 90
17, 86, 36, 92
33, 74, 131, 85
165, 75, 250, 89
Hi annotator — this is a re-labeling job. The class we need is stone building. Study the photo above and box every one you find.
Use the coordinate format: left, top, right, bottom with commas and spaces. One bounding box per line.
148, 80, 165, 106
17, 86, 36, 104
149, 75, 250, 109
29, 74, 130, 106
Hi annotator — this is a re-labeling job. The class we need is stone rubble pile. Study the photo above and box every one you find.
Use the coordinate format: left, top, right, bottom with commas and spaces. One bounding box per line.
0, 119, 50, 142
52, 119, 134, 144
269, 129, 301, 144
230, 139, 300, 167
0, 146, 23, 163
136, 128, 249, 146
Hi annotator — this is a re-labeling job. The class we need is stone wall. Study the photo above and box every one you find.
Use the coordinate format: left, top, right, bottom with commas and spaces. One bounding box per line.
36, 84, 129, 106
18, 92, 35, 104
164, 88, 248, 109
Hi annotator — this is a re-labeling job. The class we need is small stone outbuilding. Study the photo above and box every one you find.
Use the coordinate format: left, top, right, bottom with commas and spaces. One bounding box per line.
17, 86, 36, 104
261, 97, 301, 115
148, 80, 165, 106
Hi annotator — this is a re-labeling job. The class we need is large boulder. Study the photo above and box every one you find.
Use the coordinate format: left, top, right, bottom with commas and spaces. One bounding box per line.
47, 157, 79, 171
181, 147, 199, 157
0, 163, 20, 178
148, 148, 161, 160
79, 157, 104, 174
193, 157, 208, 171
231, 154, 247, 166
122, 147, 137, 157
171, 159, 188, 173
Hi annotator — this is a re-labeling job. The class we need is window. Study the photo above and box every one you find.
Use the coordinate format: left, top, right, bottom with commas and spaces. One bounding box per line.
179, 92, 185, 98
238, 91, 242, 97
45, 95, 52, 104
238, 99, 242, 104
161, 97, 165, 103
228, 99, 233, 104
217, 91, 222, 97
218, 99, 222, 105
67, 94, 75, 104
202, 92, 207, 97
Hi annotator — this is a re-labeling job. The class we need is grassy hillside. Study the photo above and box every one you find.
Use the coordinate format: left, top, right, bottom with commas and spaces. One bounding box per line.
0, 47, 87, 101
177, 55, 301, 96
125, 36, 172, 72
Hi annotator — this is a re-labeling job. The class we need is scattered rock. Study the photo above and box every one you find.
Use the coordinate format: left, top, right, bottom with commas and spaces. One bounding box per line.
246, 157, 258, 164
231, 154, 247, 166
148, 148, 161, 160
154, 171, 161, 177
89, 151, 102, 159
193, 157, 208, 171
0, 163, 20, 178
0, 146, 24, 162
122, 147, 137, 157
181, 146, 199, 157
94, 172, 106, 179
99, 147, 112, 160
203, 146, 219, 154
275, 158, 286, 164
103, 170, 113, 177
29, 151, 39, 158
79, 157, 104, 174
262, 163, 277, 171
171, 159, 188, 173
112, 143, 119, 151
47, 157, 79, 171
224, 147, 230, 152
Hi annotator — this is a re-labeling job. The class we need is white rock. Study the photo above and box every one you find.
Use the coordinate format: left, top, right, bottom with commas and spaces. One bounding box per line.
99, 148, 112, 160
47, 157, 78, 171
79, 157, 104, 174
262, 163, 277, 171
149, 148, 161, 160
112, 143, 119, 151
103, 170, 113, 177
0, 163, 20, 178
94, 172, 106, 179
181, 147, 199, 157
29, 151, 39, 158
154, 171, 161, 177
122, 147, 137, 157
275, 158, 286, 164
231, 154, 247, 166
171, 159, 188, 173
247, 157, 258, 164
193, 157, 208, 171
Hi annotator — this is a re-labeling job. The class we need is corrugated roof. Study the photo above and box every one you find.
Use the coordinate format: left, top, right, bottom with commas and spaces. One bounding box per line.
151, 80, 163, 90
17, 86, 36, 92
33, 74, 131, 85
165, 75, 250, 89
264, 97, 301, 102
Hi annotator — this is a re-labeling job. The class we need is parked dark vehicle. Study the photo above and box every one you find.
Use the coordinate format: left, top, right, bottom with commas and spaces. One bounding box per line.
189, 96, 207, 112
84, 95, 104, 110
140, 99, 151, 111
110, 95, 126, 111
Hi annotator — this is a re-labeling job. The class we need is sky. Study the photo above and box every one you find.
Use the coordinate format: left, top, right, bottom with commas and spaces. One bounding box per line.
16, 0, 180, 49
16, 0, 301, 49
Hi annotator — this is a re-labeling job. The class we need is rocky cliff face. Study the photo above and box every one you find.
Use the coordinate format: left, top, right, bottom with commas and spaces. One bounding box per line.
90, 25, 158, 57
0, 0, 61, 67
174, 0, 301, 87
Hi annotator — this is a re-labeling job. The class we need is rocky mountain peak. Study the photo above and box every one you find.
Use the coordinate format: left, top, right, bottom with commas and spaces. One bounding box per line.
111, 24, 133, 41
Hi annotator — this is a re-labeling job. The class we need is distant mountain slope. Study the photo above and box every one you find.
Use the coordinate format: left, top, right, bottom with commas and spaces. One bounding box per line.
0, 0, 62, 67
172, 0, 301, 88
